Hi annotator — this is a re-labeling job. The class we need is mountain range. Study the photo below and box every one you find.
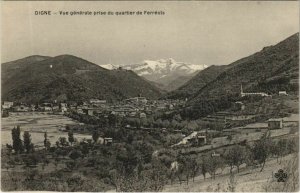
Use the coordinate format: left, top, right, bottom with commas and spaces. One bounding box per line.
1, 55, 162, 103
193, 33, 298, 100
99, 58, 207, 91
173, 32, 299, 119
165, 65, 228, 99
2, 33, 298, 110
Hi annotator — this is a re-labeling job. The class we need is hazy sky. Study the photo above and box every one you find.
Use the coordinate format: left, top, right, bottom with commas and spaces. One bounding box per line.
1, 1, 299, 66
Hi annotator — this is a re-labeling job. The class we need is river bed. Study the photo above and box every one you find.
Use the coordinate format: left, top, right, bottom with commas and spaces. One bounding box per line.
1, 112, 92, 147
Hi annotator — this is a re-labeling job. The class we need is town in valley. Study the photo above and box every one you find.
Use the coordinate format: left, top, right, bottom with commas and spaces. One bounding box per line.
1, 1, 299, 192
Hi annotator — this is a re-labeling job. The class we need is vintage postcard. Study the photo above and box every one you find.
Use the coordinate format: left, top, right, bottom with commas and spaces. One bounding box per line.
1, 1, 299, 192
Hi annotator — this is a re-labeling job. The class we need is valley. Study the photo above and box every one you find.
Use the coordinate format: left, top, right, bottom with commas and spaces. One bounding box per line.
1, 32, 299, 192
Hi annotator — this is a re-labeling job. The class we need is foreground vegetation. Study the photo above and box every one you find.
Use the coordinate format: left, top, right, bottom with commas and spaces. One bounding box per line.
1, 124, 298, 191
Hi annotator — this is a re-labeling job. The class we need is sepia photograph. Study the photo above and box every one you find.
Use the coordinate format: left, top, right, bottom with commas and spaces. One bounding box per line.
1, 1, 299, 192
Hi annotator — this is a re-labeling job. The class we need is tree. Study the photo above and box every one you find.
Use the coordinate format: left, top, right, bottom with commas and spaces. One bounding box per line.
145, 159, 168, 191
24, 154, 40, 167
5, 144, 13, 155
205, 155, 225, 179
134, 119, 141, 129
155, 119, 163, 128
80, 143, 89, 156
287, 138, 298, 154
45, 140, 51, 150
12, 126, 24, 153
269, 140, 281, 162
162, 120, 170, 128
127, 132, 134, 144
109, 160, 168, 192
35, 102, 39, 110
174, 114, 182, 121
187, 120, 199, 130
108, 114, 117, 127
2, 110, 9, 117
22, 168, 42, 190
171, 119, 179, 128
116, 147, 139, 175
92, 130, 100, 143
66, 173, 86, 191
66, 125, 70, 131
68, 131, 75, 146
176, 155, 194, 185
69, 150, 83, 161
201, 157, 208, 180
109, 169, 123, 192
44, 132, 48, 148
58, 137, 68, 147
252, 131, 272, 172
43, 132, 51, 150
190, 158, 201, 182
224, 145, 249, 173
23, 131, 32, 153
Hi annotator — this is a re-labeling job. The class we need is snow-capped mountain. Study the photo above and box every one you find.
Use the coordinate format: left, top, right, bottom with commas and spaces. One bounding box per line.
100, 58, 207, 91
122, 58, 207, 90
122, 58, 207, 78
99, 63, 118, 70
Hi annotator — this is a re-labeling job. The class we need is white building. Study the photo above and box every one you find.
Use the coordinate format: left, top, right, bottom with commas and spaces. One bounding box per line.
279, 91, 288, 96
240, 85, 269, 97
90, 99, 107, 104
2, 101, 13, 109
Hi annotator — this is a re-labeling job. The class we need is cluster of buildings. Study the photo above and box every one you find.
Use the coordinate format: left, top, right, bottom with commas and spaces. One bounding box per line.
1, 101, 68, 113
172, 131, 208, 148
1, 97, 186, 119
240, 84, 288, 98
197, 85, 292, 129
79, 97, 186, 119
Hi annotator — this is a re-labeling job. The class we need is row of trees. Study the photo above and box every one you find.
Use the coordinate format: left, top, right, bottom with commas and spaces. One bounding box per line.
109, 159, 168, 191
166, 131, 298, 186
10, 126, 34, 154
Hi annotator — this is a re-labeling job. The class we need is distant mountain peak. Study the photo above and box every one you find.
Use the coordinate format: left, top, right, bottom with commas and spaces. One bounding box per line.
122, 58, 207, 81
99, 63, 119, 70
99, 58, 208, 91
